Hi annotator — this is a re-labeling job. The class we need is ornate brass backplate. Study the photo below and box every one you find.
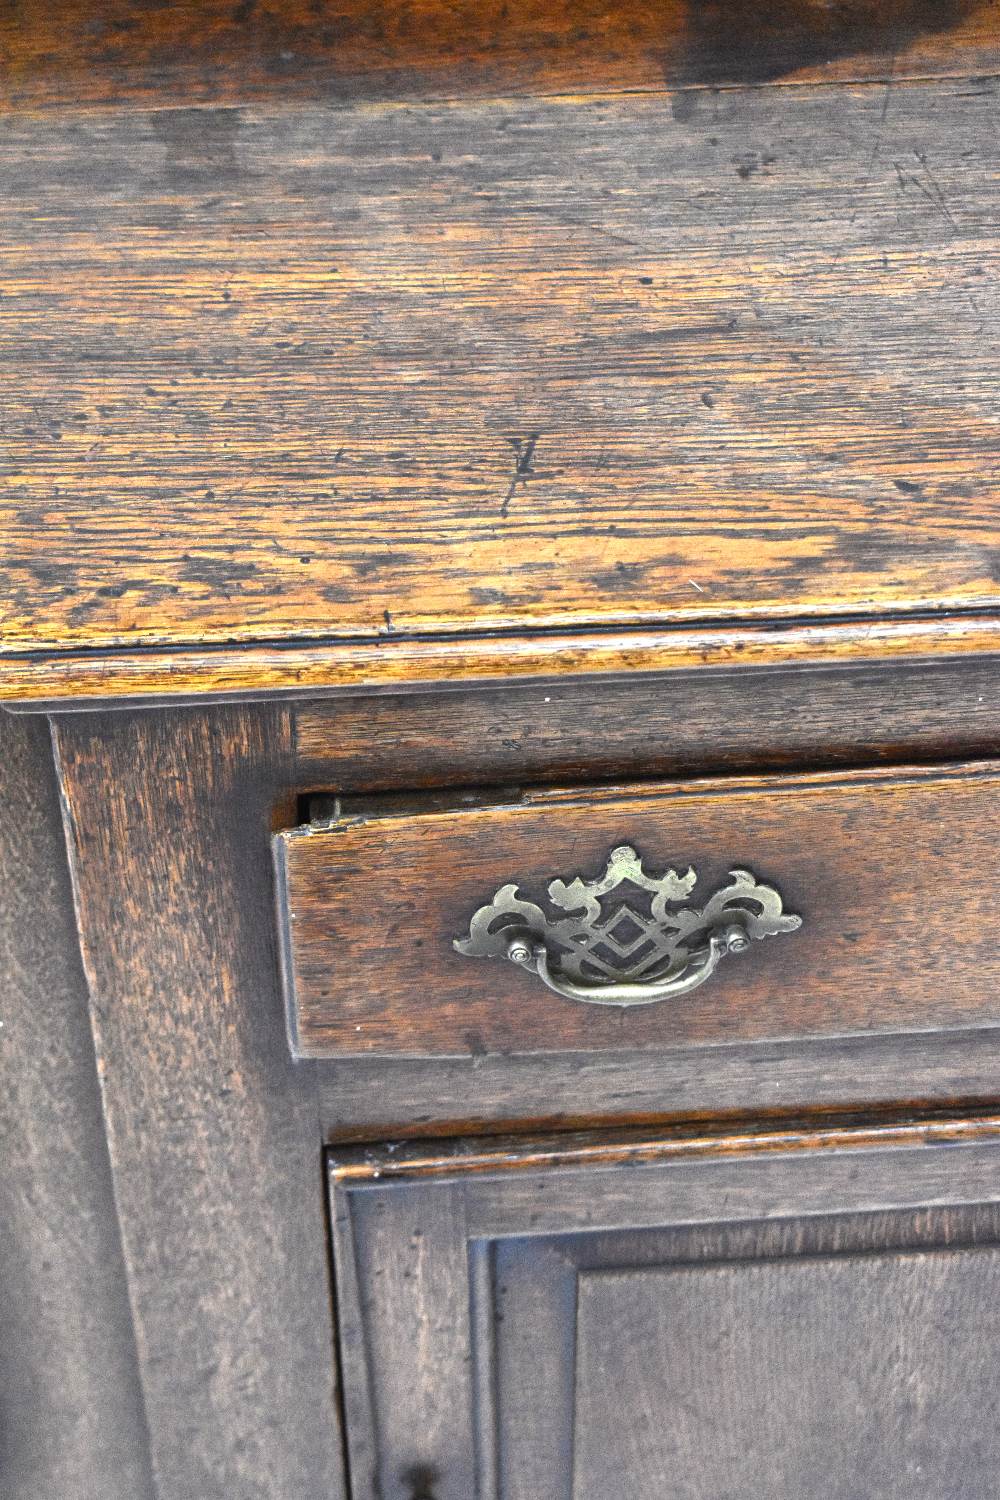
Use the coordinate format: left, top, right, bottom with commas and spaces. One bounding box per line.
454, 845, 801, 1007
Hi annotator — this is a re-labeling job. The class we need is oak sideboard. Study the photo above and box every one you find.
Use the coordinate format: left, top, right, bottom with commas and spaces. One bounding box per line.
4, 4, 1000, 1497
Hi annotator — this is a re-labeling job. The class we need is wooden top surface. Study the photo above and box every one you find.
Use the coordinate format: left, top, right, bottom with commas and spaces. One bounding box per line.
3, 3, 1000, 703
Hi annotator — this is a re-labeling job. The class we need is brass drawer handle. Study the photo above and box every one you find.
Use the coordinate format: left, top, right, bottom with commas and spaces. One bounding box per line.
454, 845, 801, 1009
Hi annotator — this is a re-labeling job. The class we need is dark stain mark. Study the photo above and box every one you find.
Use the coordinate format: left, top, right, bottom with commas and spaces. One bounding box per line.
383, 609, 395, 633
22, 559, 80, 588
179, 558, 259, 587
152, 108, 254, 193
677, 0, 977, 87
671, 89, 700, 123
352, 552, 418, 579
469, 586, 513, 605
893, 478, 925, 494
402, 1464, 440, 1500
700, 391, 716, 408
66, 599, 103, 627
590, 561, 647, 593
231, 0, 257, 24
500, 432, 540, 519
319, 583, 355, 604
733, 151, 778, 181
837, 531, 948, 576
463, 1031, 489, 1059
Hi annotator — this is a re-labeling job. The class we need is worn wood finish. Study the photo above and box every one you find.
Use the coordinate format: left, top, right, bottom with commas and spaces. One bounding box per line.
4, 68, 1000, 703
295, 655, 1000, 793
0, 711, 154, 1500
574, 1249, 1000, 1498
6, 616, 1000, 710
279, 760, 1000, 1058
52, 707, 346, 1500
2, 0, 997, 112
328, 1109, 1000, 1179
329, 1116, 1000, 1500
316, 1028, 1000, 1140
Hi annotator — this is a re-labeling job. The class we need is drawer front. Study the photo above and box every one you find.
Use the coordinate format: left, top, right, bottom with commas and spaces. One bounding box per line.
275, 761, 1000, 1060
328, 1116, 1000, 1500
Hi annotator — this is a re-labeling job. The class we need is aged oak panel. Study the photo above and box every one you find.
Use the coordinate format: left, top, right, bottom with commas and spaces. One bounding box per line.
52, 707, 346, 1500
0, 711, 154, 1500
315, 1029, 1000, 1141
329, 1116, 1000, 1500
573, 1250, 1000, 1498
3, 67, 1000, 701
279, 761, 1000, 1058
294, 655, 1000, 792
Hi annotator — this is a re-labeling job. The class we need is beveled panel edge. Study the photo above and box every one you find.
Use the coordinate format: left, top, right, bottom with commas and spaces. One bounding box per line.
5, 611, 1000, 711
327, 1106, 1000, 1184
272, 831, 305, 1061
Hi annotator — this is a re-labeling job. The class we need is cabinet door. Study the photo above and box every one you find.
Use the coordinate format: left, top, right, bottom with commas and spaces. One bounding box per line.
329, 1117, 1000, 1500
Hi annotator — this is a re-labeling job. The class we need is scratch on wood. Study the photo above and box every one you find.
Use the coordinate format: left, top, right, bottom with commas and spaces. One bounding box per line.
500, 433, 540, 519
892, 152, 958, 231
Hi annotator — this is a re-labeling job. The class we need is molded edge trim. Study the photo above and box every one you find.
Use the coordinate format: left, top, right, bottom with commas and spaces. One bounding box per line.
4, 611, 1000, 709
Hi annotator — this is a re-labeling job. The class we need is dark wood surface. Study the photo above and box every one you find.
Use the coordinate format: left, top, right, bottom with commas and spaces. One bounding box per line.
295, 655, 1000, 793
3, 691, 999, 1490
52, 707, 346, 1500
574, 1247, 1000, 1498
3, 0, 997, 111
315, 1028, 1000, 1141
4, 53, 1000, 703
329, 1114, 1000, 1500
0, 710, 155, 1500
279, 761, 1000, 1058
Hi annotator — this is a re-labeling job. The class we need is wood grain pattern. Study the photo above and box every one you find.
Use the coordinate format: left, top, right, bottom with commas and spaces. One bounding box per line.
316, 1028, 1000, 1141
0, 711, 154, 1500
2, 0, 997, 112
574, 1250, 1000, 1498
328, 1116, 1000, 1500
4, 67, 1000, 702
295, 654, 1000, 793
53, 707, 346, 1500
279, 760, 1000, 1058
6, 616, 1000, 709
328, 1109, 1000, 1181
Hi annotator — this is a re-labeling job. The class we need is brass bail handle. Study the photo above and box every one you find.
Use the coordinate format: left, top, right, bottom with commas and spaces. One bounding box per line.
454, 845, 801, 1010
